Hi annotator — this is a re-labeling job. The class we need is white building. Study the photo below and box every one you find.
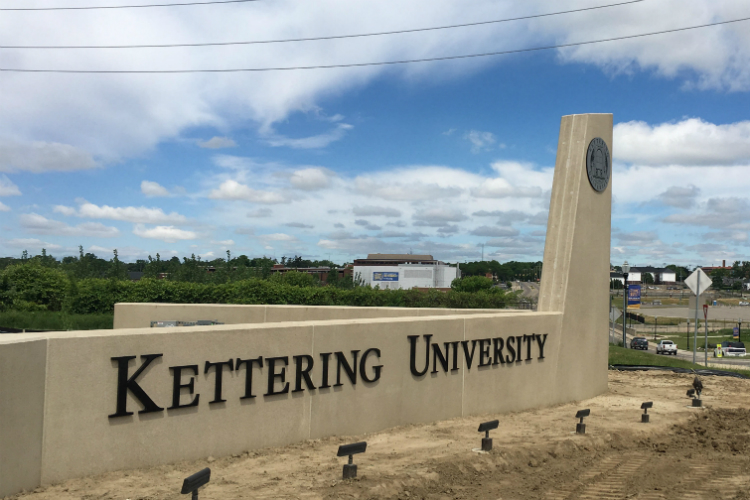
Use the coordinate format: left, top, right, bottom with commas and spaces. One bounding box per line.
613, 266, 677, 285
353, 254, 460, 290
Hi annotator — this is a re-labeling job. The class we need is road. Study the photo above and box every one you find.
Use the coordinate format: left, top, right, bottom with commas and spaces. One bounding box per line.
619, 328, 750, 368
515, 281, 539, 299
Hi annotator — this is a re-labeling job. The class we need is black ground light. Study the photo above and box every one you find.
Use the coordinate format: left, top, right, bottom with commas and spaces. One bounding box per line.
181, 468, 210, 500
477, 420, 499, 452
575, 409, 590, 434
641, 402, 653, 423
337, 441, 367, 479
688, 376, 703, 407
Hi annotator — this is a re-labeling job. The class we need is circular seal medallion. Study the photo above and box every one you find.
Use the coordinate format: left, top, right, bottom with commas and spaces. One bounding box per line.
586, 137, 610, 192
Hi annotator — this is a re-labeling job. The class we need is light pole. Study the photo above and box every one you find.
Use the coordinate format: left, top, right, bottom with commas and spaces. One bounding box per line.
622, 261, 630, 347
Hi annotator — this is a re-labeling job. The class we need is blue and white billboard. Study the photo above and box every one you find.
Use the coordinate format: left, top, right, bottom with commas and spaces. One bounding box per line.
373, 272, 399, 282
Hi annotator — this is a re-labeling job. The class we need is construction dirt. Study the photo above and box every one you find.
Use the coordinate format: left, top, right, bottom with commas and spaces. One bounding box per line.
7, 370, 750, 500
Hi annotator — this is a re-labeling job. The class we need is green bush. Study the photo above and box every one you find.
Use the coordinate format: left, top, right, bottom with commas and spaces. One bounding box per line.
451, 276, 494, 293
0, 310, 113, 331
57, 277, 518, 314
0, 263, 69, 311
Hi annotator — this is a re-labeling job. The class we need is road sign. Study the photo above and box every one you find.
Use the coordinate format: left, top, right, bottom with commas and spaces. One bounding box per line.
685, 268, 711, 296
610, 307, 621, 322
703, 304, 708, 320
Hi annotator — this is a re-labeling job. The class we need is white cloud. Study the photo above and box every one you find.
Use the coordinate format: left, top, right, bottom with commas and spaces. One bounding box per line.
469, 226, 520, 237
0, 201, 10, 212
354, 167, 465, 201
284, 222, 314, 229
209, 180, 289, 204
1, 0, 749, 169
211, 239, 235, 246
352, 205, 402, 217
197, 137, 237, 149
141, 180, 171, 197
471, 161, 552, 199
413, 207, 467, 224
0, 175, 21, 196
247, 208, 273, 218
544, 0, 750, 91
657, 185, 701, 208
265, 123, 353, 149
615, 119, 750, 166
54, 201, 188, 224
0, 139, 97, 173
290, 167, 334, 191
133, 224, 197, 242
4, 238, 62, 250
19, 213, 119, 237
52, 205, 77, 216
464, 130, 501, 153
354, 219, 382, 231
263, 233, 296, 242
471, 178, 543, 199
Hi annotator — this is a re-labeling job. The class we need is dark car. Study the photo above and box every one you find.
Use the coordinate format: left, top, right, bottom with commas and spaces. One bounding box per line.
630, 337, 648, 350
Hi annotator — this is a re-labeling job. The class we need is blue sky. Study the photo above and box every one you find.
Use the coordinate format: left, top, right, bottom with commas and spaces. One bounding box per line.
1, 0, 750, 267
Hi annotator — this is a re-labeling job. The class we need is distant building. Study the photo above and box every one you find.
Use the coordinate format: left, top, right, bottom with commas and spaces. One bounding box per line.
353, 254, 460, 290
269, 264, 352, 285
701, 260, 732, 275
619, 266, 676, 285
128, 271, 144, 281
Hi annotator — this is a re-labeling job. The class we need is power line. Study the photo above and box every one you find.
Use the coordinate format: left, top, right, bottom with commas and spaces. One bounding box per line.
1, 0, 645, 49
0, 0, 260, 10
2, 15, 748, 73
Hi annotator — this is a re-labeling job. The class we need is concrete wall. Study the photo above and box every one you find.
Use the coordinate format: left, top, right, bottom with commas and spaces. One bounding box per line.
113, 303, 520, 329
0, 114, 612, 496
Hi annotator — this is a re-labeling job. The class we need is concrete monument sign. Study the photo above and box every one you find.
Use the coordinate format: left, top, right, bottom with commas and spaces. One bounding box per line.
0, 114, 613, 497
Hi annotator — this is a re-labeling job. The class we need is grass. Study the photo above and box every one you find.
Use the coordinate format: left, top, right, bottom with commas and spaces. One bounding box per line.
608, 345, 750, 377
0, 310, 113, 331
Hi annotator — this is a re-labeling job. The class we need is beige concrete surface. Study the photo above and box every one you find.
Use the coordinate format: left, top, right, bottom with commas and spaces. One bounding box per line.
539, 113, 613, 400
0, 114, 613, 497
112, 303, 522, 329
0, 339, 46, 496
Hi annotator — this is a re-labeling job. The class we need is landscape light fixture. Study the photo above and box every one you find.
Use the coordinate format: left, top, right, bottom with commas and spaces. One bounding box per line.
477, 419, 499, 452
689, 377, 703, 407
337, 441, 367, 480
180, 468, 210, 500
640, 402, 653, 423
622, 261, 630, 347
575, 409, 590, 434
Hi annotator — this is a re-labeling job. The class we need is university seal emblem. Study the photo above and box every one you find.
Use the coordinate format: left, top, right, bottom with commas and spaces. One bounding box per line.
586, 137, 610, 193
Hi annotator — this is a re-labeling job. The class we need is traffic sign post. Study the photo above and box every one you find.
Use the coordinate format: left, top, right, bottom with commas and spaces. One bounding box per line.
703, 304, 709, 367
685, 268, 711, 365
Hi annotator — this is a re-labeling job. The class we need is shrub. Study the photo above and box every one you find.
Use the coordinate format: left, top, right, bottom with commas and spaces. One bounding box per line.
451, 275, 494, 293
0, 262, 69, 311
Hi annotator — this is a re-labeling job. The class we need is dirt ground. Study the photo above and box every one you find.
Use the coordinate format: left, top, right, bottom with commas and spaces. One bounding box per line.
7, 370, 750, 500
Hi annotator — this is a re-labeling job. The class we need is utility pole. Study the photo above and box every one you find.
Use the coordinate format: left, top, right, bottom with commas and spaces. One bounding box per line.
481, 244, 484, 262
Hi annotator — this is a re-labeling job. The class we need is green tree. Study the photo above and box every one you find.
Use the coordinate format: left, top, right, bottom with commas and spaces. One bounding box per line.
451, 276, 493, 293
0, 262, 69, 311
642, 273, 654, 284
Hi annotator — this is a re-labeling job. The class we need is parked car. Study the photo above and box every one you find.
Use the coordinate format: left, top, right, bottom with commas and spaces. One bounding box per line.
630, 337, 649, 350
715, 341, 747, 357
739, 301, 749, 306
656, 340, 677, 355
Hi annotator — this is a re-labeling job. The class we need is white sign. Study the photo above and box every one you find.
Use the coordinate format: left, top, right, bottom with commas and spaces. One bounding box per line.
685, 268, 711, 296
610, 307, 622, 321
